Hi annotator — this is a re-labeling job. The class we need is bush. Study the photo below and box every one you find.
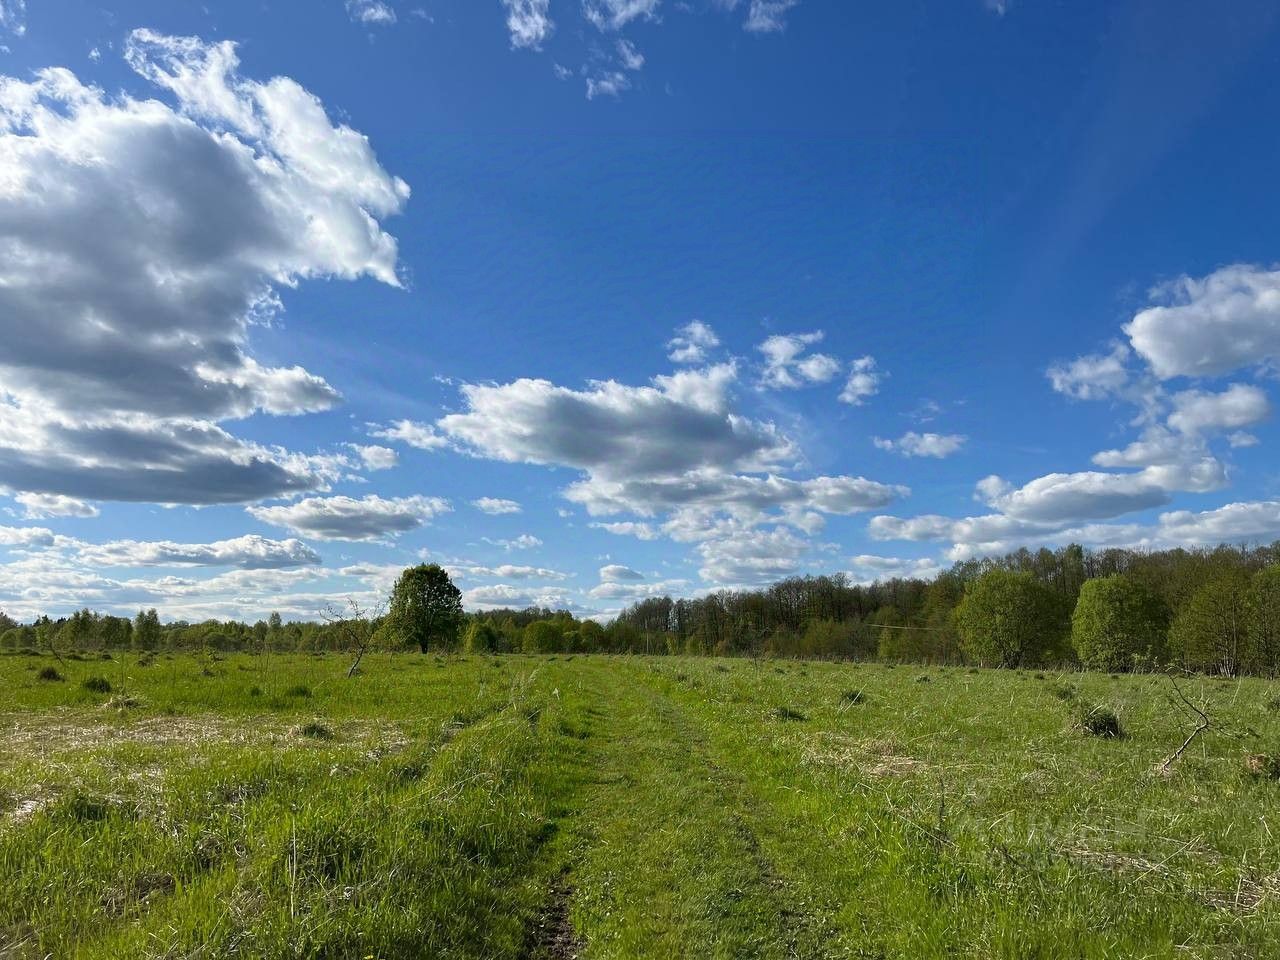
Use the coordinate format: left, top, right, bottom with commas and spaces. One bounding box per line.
1071, 575, 1169, 672
296, 721, 334, 740
81, 676, 112, 694
772, 706, 807, 721
1078, 704, 1123, 738
955, 570, 1066, 668
36, 666, 63, 682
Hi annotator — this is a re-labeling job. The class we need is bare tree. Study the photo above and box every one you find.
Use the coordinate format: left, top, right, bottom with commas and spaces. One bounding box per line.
321, 598, 386, 679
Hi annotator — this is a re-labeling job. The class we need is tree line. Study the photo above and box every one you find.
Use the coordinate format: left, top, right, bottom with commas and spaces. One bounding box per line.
3, 544, 1280, 675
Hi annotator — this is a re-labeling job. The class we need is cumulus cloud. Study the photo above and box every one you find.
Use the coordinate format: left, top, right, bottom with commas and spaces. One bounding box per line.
1125, 265, 1280, 379
839, 356, 883, 405
1047, 343, 1131, 400
758, 332, 841, 389
502, 0, 553, 49
248, 494, 449, 541
483, 533, 543, 551
452, 563, 568, 580
873, 432, 966, 459
667, 320, 720, 364
848, 554, 943, 584
440, 365, 791, 480
12, 493, 99, 519
591, 521, 659, 540
695, 525, 810, 585
588, 578, 686, 600
599, 564, 644, 581
370, 419, 448, 450
78, 534, 320, 569
346, 0, 397, 25
345, 444, 399, 471
1166, 383, 1270, 436
472, 497, 522, 515
0, 33, 408, 505
463, 583, 572, 609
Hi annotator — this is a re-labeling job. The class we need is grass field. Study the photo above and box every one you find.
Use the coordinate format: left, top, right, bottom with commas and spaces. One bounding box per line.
2, 652, 1279, 959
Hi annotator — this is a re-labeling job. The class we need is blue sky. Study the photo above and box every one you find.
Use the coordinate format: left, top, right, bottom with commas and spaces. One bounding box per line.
3, 0, 1280, 621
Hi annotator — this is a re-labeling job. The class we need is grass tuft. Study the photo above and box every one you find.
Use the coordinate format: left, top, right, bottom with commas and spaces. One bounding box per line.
1078, 703, 1123, 739
81, 676, 112, 694
36, 666, 63, 682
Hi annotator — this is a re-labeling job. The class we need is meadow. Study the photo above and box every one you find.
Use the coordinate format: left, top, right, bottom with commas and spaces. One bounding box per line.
2, 651, 1279, 959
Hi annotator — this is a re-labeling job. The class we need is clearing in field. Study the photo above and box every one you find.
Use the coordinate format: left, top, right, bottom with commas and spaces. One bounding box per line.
3, 652, 1279, 959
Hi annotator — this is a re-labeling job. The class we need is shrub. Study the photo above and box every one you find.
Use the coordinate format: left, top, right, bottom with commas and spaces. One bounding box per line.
1071, 575, 1169, 672
1078, 704, 1123, 738
956, 570, 1066, 668
81, 676, 112, 694
36, 666, 63, 682
296, 721, 334, 740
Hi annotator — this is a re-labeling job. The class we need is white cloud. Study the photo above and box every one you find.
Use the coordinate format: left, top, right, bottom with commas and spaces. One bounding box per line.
591, 520, 659, 540
695, 525, 810, 585
599, 563, 644, 581
370, 419, 448, 450
472, 497, 522, 515
463, 583, 571, 609
873, 432, 966, 459
452, 563, 568, 580
0, 525, 62, 549
839, 355, 883, 405
848, 554, 943, 584
588, 578, 686, 600
483, 533, 543, 551
667, 320, 721, 364
0, 0, 24, 36
1047, 343, 1131, 400
345, 444, 399, 471
1125, 265, 1280, 379
583, 0, 661, 31
346, 0, 397, 25
758, 331, 841, 389
502, 0, 553, 49
586, 70, 631, 100
248, 494, 449, 541
12, 492, 99, 519
743, 0, 800, 32
0, 33, 408, 506
78, 534, 320, 569
1167, 383, 1270, 436
976, 461, 1226, 524
616, 38, 645, 71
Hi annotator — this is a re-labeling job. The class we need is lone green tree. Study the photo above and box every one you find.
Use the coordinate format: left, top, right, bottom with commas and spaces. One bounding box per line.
389, 564, 463, 653
955, 569, 1064, 667
1071, 575, 1169, 672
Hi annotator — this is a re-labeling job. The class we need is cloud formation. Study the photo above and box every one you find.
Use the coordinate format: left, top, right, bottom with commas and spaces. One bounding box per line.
248, 494, 449, 541
0, 32, 407, 506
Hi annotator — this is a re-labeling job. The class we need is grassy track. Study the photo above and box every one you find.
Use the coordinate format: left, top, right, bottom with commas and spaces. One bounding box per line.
3, 653, 1280, 958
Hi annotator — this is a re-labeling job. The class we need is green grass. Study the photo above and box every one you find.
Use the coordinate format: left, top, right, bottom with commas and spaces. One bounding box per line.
2, 652, 1279, 958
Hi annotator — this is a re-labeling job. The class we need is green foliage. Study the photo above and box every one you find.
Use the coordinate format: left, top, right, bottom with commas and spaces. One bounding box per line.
1247, 565, 1280, 676
1171, 571, 1252, 676
388, 564, 463, 653
1070, 575, 1169, 672
81, 676, 112, 694
522, 620, 564, 654
1077, 703, 1123, 738
133, 608, 162, 651
462, 620, 500, 654
955, 570, 1065, 667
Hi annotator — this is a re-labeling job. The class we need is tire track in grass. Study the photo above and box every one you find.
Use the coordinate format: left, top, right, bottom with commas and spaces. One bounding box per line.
562, 660, 816, 959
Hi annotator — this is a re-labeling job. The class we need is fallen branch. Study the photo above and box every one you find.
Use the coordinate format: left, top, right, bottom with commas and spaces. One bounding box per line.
1159, 673, 1210, 774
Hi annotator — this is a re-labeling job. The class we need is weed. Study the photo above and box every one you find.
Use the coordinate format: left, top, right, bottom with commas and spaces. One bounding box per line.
1078, 704, 1123, 739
